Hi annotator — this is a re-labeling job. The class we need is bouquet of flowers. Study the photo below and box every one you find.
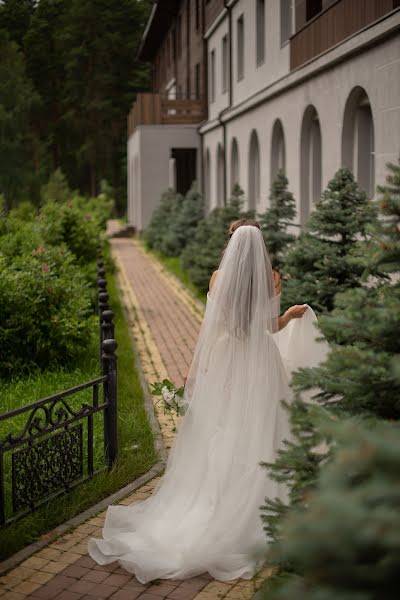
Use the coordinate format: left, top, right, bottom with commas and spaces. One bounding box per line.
150, 379, 188, 417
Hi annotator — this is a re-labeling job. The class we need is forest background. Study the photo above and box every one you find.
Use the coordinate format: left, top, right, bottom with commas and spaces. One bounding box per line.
0, 0, 152, 213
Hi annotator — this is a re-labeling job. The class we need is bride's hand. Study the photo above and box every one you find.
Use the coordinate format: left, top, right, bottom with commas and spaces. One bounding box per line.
286, 304, 308, 319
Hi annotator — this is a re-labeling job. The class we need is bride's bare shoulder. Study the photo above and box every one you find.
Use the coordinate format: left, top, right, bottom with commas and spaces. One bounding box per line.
209, 270, 219, 291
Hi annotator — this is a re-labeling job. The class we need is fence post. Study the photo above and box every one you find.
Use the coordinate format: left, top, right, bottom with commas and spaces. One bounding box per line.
101, 309, 115, 342
97, 258, 108, 365
102, 338, 118, 467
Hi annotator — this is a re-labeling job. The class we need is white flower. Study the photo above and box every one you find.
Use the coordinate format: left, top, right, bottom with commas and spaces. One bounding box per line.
162, 386, 175, 405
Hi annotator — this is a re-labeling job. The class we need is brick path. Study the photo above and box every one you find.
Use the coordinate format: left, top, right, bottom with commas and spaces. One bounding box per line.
0, 237, 271, 600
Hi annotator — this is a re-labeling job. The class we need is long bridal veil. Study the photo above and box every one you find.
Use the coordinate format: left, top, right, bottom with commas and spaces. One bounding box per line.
89, 226, 326, 583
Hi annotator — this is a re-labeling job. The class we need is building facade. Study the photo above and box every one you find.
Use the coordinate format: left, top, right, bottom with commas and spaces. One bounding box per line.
127, 0, 400, 231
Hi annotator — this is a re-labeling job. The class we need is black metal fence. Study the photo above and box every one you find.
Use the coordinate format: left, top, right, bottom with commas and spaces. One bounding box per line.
0, 257, 118, 527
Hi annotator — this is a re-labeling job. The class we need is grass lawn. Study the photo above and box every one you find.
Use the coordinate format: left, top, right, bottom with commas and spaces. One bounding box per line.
0, 267, 157, 559
140, 242, 207, 304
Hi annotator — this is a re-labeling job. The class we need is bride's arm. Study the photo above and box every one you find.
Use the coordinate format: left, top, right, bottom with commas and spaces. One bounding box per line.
209, 270, 219, 291
278, 304, 308, 330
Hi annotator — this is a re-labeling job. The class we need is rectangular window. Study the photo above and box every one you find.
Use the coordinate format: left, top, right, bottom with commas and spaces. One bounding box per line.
256, 0, 265, 65
177, 14, 182, 55
195, 0, 200, 31
222, 34, 229, 93
237, 15, 244, 80
306, 0, 322, 21
195, 63, 200, 98
210, 50, 216, 103
280, 0, 293, 45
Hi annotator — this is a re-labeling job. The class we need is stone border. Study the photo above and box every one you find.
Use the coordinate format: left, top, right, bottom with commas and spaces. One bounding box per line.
0, 264, 167, 577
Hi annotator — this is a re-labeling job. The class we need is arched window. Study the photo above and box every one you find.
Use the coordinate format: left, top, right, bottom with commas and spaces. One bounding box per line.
230, 138, 240, 193
204, 149, 211, 210
270, 119, 286, 183
342, 86, 375, 198
300, 105, 322, 225
248, 130, 260, 210
216, 144, 225, 207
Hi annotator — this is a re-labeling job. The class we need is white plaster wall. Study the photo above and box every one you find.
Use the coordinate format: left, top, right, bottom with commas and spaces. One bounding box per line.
230, 0, 290, 107
127, 124, 201, 231
203, 30, 400, 218
127, 129, 141, 230
207, 17, 230, 122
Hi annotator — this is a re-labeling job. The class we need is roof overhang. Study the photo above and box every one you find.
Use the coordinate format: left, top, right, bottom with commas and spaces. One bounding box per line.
138, 0, 181, 62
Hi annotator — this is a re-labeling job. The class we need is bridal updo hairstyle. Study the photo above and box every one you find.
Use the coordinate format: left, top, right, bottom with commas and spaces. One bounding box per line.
229, 219, 261, 238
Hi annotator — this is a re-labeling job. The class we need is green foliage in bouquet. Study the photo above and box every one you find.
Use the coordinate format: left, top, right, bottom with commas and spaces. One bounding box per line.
266, 418, 400, 600
282, 168, 378, 312
258, 171, 298, 270
181, 184, 253, 292
150, 379, 186, 418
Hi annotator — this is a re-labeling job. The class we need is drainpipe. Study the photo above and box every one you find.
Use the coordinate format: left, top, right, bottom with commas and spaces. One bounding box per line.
200, 0, 208, 200
220, 0, 233, 205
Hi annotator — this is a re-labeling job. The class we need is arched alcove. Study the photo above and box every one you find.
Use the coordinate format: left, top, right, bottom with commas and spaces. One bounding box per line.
300, 105, 322, 225
204, 149, 211, 210
248, 130, 260, 210
230, 137, 240, 193
342, 86, 375, 198
270, 119, 286, 183
216, 144, 225, 207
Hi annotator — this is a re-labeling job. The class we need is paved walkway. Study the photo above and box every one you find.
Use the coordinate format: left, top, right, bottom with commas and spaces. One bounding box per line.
0, 237, 270, 600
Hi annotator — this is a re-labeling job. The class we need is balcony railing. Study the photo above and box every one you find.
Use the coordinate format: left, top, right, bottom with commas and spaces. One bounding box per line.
290, 0, 396, 70
128, 93, 206, 137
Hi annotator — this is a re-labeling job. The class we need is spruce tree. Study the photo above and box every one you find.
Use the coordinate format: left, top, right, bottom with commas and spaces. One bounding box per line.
261, 401, 331, 551
282, 168, 377, 312
161, 184, 205, 257
294, 159, 400, 419
143, 189, 183, 252
266, 418, 400, 600
181, 184, 252, 292
261, 160, 400, 584
0, 30, 39, 207
258, 171, 298, 270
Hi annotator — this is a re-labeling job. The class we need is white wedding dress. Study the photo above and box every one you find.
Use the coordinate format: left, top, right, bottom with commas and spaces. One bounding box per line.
89, 226, 329, 583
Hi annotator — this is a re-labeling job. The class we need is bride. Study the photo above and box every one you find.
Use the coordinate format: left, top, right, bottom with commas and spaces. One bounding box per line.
89, 223, 328, 583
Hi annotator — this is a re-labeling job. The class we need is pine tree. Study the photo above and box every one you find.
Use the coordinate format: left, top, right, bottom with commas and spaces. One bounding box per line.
0, 30, 39, 207
181, 184, 252, 292
161, 184, 205, 257
0, 0, 36, 47
293, 159, 400, 419
282, 168, 377, 312
258, 171, 298, 270
266, 418, 400, 600
261, 401, 332, 551
143, 189, 183, 252
261, 160, 400, 590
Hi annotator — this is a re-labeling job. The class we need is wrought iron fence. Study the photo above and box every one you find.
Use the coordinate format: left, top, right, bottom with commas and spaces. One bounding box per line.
0, 256, 118, 527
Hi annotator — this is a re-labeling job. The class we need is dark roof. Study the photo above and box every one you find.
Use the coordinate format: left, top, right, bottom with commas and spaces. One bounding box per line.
138, 0, 181, 61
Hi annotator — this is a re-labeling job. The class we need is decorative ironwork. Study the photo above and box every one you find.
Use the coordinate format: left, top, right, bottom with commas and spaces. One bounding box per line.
0, 253, 119, 526
0, 382, 104, 453
12, 425, 83, 512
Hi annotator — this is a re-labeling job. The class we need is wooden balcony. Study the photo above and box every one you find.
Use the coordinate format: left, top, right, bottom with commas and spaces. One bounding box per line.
127, 93, 206, 137
290, 0, 396, 70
